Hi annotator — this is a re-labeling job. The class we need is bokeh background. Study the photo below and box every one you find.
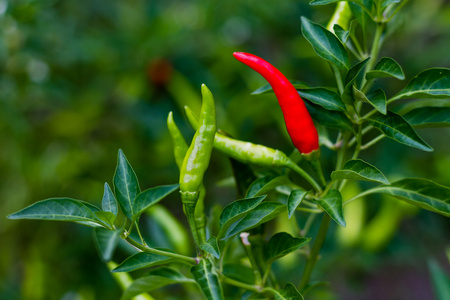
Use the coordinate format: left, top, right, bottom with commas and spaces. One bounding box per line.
1, 0, 449, 299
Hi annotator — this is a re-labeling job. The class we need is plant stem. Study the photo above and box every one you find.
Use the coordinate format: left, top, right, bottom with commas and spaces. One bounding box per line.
241, 233, 262, 285
296, 207, 323, 214
361, 134, 385, 150
123, 235, 199, 265
361, 23, 385, 91
286, 160, 323, 194
331, 64, 345, 94
302, 213, 318, 236
134, 219, 147, 246
219, 273, 263, 293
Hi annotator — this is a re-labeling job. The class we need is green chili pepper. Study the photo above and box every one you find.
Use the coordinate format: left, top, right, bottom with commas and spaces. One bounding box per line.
326, 1, 352, 31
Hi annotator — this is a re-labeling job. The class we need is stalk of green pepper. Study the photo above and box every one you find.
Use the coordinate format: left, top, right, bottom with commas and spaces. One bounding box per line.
179, 84, 216, 246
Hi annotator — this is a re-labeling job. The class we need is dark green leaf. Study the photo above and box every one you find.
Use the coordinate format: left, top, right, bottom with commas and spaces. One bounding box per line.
394, 68, 450, 100
271, 283, 304, 300
132, 184, 179, 220
7, 198, 101, 225
112, 252, 172, 272
428, 260, 450, 300
287, 189, 308, 219
265, 232, 310, 263
403, 107, 450, 128
191, 259, 225, 300
362, 178, 450, 217
333, 24, 349, 44
93, 228, 121, 262
367, 111, 433, 152
114, 149, 141, 220
223, 202, 286, 239
314, 189, 346, 227
94, 211, 116, 228
200, 237, 220, 259
298, 88, 346, 111
349, 0, 373, 43
381, 0, 401, 8
342, 57, 371, 105
229, 157, 257, 198
366, 57, 405, 80
218, 195, 266, 238
252, 81, 309, 95
148, 267, 195, 281
365, 88, 387, 114
246, 175, 290, 198
309, 0, 345, 5
222, 264, 255, 285
331, 159, 389, 184
301, 17, 350, 70
305, 101, 354, 132
102, 182, 118, 216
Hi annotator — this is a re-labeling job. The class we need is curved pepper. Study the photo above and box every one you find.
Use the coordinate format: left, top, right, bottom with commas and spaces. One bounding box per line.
233, 52, 319, 154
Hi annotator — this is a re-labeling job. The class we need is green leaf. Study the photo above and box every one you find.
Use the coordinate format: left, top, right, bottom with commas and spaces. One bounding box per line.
246, 175, 290, 198
314, 189, 346, 227
394, 68, 450, 100
381, 0, 401, 9
114, 149, 141, 220
362, 178, 450, 217
298, 88, 346, 111
252, 81, 309, 95
222, 264, 255, 285
331, 159, 389, 184
403, 107, 450, 128
428, 259, 450, 300
7, 198, 102, 225
94, 211, 116, 228
271, 283, 305, 300
342, 57, 371, 105
102, 182, 118, 216
132, 184, 178, 220
287, 189, 308, 219
305, 101, 354, 132
301, 17, 350, 70
366, 57, 405, 81
112, 252, 172, 272
333, 24, 349, 44
200, 237, 220, 259
365, 88, 387, 114
349, 0, 373, 43
309, 0, 345, 5
366, 111, 433, 152
223, 202, 286, 239
93, 228, 121, 262
218, 195, 266, 238
191, 259, 225, 300
265, 232, 310, 263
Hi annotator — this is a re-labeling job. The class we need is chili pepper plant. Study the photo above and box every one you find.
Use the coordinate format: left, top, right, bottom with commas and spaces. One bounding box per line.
7, 1, 450, 299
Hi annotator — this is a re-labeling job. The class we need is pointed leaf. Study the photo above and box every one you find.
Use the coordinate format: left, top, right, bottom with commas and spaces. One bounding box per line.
305, 101, 354, 132
403, 107, 450, 128
366, 111, 433, 152
93, 228, 121, 262
298, 88, 346, 111
148, 267, 196, 281
342, 57, 371, 105
7, 198, 102, 225
114, 149, 140, 220
271, 283, 304, 300
366, 57, 405, 81
301, 17, 350, 70
112, 252, 172, 272
200, 237, 220, 259
191, 259, 225, 300
331, 159, 389, 184
287, 189, 308, 219
246, 175, 290, 198
309, 0, 343, 5
223, 202, 286, 239
365, 88, 387, 114
394, 68, 450, 100
132, 184, 179, 220
94, 211, 116, 228
333, 24, 350, 44
252, 81, 309, 95
361, 178, 450, 217
315, 189, 346, 227
381, 0, 401, 8
222, 264, 255, 285
349, 0, 373, 44
102, 182, 118, 216
218, 195, 266, 238
265, 232, 310, 263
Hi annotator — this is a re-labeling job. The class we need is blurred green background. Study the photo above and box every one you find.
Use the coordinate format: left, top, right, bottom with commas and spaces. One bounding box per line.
1, 0, 449, 299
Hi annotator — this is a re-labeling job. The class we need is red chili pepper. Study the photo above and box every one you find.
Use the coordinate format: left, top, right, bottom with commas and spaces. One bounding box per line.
233, 52, 319, 154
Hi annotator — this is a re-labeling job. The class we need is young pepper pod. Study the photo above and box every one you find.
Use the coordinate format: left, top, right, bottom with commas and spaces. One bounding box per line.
233, 52, 319, 155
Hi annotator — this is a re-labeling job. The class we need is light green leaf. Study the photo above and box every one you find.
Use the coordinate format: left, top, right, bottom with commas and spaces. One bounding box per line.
315, 189, 346, 227
381, 0, 401, 9
222, 264, 255, 285
114, 149, 141, 220
331, 159, 389, 184
361, 178, 450, 217
7, 198, 102, 226
251, 81, 309, 95
301, 17, 350, 70
298, 88, 346, 111
403, 107, 450, 128
132, 184, 179, 220
287, 189, 308, 219
246, 175, 290, 198
333, 24, 350, 44
200, 237, 220, 259
112, 252, 172, 272
428, 259, 450, 300
271, 283, 304, 300
366, 57, 405, 80
265, 232, 310, 263
191, 259, 225, 300
218, 195, 266, 238
93, 228, 121, 262
223, 202, 286, 239
309, 0, 347, 5
367, 111, 433, 152
102, 182, 118, 216
393, 68, 450, 100
94, 211, 116, 228
305, 101, 354, 132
